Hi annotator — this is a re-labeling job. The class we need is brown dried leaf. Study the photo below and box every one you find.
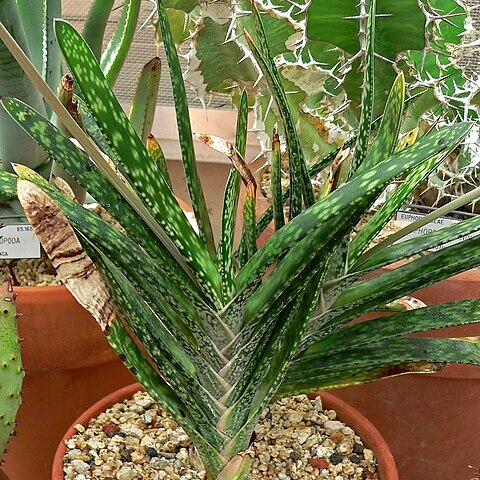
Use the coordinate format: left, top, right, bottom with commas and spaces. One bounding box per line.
17, 179, 114, 331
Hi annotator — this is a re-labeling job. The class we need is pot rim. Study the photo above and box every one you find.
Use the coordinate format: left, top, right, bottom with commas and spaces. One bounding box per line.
52, 383, 398, 480
15, 284, 67, 293
13, 261, 479, 295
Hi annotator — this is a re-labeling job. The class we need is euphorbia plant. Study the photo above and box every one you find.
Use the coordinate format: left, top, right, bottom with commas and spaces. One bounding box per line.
1, 1, 480, 478
166, 0, 475, 160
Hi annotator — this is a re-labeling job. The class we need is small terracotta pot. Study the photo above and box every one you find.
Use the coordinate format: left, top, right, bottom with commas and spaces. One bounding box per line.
1, 197, 195, 480
1, 285, 134, 480
334, 267, 480, 480
52, 383, 398, 480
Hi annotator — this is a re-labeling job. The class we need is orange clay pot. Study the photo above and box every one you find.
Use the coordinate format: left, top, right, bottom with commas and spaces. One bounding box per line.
334, 267, 480, 480
1, 285, 134, 480
52, 383, 398, 480
1, 198, 196, 480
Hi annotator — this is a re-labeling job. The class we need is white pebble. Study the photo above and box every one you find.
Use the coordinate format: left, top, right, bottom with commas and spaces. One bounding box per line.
62, 392, 378, 480
314, 396, 323, 411
117, 465, 137, 480
324, 420, 345, 432
71, 459, 89, 474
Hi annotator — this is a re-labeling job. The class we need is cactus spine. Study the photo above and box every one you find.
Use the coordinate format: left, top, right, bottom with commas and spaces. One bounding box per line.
0, 275, 23, 458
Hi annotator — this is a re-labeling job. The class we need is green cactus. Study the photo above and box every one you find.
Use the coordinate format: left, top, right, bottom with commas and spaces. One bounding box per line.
165, 0, 476, 161
0, 275, 22, 459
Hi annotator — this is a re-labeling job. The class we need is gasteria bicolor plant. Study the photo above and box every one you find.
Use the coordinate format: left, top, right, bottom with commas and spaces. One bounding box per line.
0, 0, 142, 201
0, 276, 23, 460
2, 1, 480, 478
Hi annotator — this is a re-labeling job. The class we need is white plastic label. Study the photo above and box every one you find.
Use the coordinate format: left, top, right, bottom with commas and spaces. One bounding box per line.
395, 211, 479, 251
0, 224, 41, 259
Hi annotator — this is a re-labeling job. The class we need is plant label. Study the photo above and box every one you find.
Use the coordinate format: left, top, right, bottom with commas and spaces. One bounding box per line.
0, 224, 41, 259
395, 211, 480, 251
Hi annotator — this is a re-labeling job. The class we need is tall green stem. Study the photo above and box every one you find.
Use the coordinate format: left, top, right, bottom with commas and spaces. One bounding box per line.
82, 0, 115, 60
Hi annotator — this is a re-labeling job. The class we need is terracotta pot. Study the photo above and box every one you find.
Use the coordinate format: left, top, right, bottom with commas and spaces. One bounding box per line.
1, 197, 196, 479
250, 196, 480, 477
52, 383, 398, 480
1, 285, 134, 480
334, 267, 480, 480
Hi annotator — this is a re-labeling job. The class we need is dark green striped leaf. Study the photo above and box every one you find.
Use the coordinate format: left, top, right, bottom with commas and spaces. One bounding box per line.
107, 321, 226, 474
91, 249, 224, 426
281, 337, 480, 396
271, 129, 285, 231
301, 299, 480, 360
353, 213, 480, 273
223, 269, 325, 452
302, 232, 480, 350
155, 0, 215, 259
54, 19, 221, 303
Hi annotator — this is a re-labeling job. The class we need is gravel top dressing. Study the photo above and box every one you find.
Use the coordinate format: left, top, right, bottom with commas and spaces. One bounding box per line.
0, 257, 61, 286
63, 391, 378, 480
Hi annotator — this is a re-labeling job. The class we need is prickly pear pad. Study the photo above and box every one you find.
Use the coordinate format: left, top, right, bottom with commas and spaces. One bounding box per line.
0, 275, 23, 457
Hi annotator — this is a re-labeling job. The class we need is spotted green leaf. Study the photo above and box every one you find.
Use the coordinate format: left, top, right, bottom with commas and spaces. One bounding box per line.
54, 19, 221, 304
245, 5, 314, 218
218, 91, 248, 303
271, 130, 285, 231
351, 0, 376, 173
356, 72, 405, 174
303, 232, 480, 350
155, 0, 216, 259
236, 123, 471, 294
1, 97, 201, 303
350, 149, 455, 264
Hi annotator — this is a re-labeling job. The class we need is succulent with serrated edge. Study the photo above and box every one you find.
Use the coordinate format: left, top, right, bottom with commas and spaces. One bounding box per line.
0, 275, 23, 460
167, 0, 475, 160
1, 1, 480, 478
0, 0, 141, 191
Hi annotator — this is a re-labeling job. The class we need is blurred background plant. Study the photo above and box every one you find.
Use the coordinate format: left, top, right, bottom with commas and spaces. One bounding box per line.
3, 0, 479, 216
141, 0, 480, 213
0, 0, 142, 205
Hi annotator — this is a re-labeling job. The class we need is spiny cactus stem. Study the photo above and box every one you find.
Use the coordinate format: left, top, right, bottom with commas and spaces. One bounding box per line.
0, 275, 23, 458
